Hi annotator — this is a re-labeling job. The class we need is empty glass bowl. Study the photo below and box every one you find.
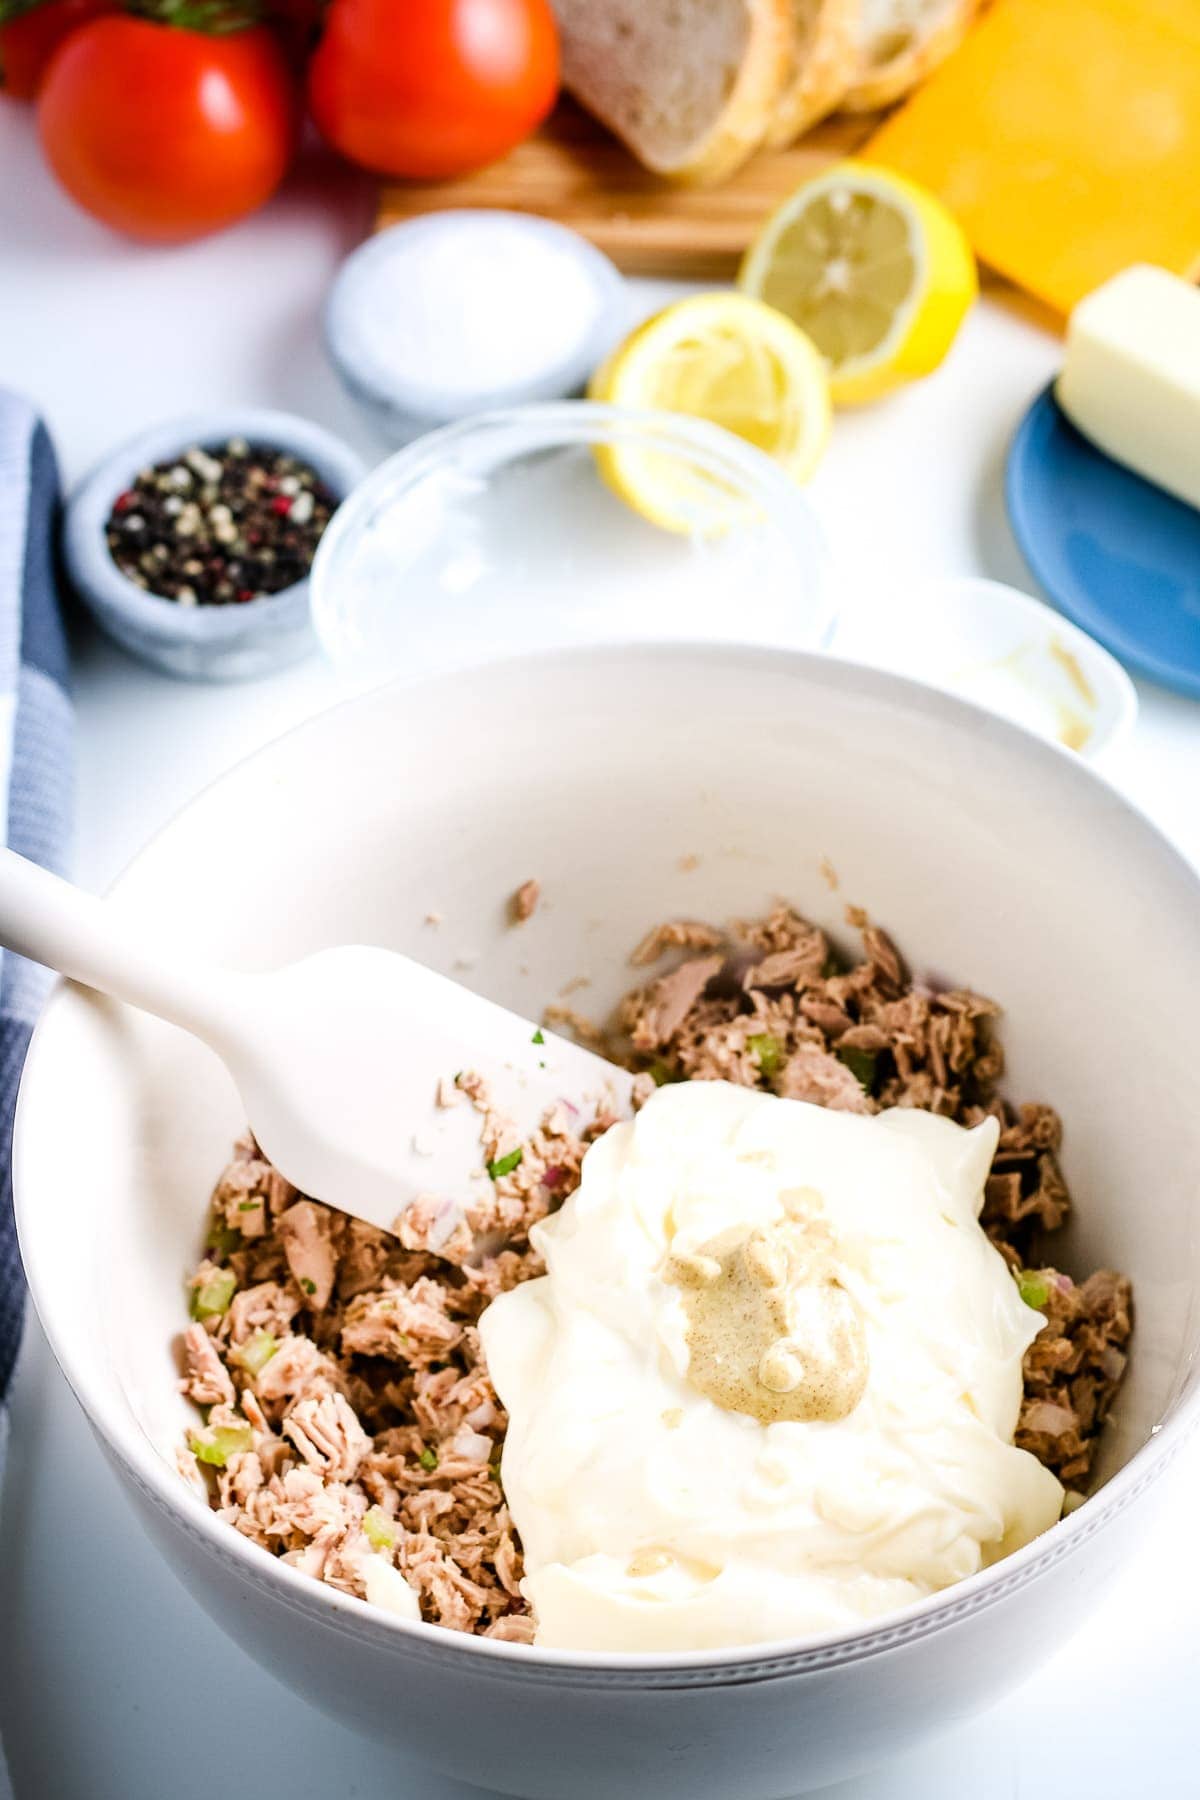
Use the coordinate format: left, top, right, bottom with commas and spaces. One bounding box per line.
309, 402, 832, 680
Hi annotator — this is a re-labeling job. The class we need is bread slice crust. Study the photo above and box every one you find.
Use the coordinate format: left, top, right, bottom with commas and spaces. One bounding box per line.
764, 0, 862, 147
554, 0, 795, 185
841, 0, 978, 113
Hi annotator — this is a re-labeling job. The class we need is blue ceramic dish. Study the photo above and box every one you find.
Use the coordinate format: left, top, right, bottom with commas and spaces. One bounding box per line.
63, 409, 368, 682
1006, 383, 1200, 699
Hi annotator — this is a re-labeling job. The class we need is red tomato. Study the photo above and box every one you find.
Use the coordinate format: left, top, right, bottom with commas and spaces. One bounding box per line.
0, 0, 114, 99
37, 16, 298, 242
307, 0, 559, 180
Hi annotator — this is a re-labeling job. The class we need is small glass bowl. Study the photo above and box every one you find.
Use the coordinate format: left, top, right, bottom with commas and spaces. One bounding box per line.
309, 403, 832, 680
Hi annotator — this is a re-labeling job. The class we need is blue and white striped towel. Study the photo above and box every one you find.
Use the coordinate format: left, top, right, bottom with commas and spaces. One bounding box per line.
0, 391, 73, 1423
0, 393, 72, 1800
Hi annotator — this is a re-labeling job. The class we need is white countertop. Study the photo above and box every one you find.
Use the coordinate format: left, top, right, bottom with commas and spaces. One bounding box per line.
1, 103, 1199, 1800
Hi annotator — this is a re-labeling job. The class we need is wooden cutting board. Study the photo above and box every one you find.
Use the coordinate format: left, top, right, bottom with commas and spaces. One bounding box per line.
375, 101, 881, 278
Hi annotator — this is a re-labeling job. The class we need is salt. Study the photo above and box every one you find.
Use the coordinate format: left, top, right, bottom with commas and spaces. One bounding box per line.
326, 211, 625, 443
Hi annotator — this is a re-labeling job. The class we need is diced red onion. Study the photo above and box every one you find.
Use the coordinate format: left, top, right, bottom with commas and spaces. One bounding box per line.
451, 1426, 493, 1465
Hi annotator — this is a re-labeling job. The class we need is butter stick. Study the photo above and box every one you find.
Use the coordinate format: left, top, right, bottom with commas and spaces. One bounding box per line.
1056, 265, 1200, 513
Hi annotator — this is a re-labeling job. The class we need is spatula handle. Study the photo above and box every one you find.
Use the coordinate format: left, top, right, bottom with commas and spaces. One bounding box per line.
0, 846, 241, 1044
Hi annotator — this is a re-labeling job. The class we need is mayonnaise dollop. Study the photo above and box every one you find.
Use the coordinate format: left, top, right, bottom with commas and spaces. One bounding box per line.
479, 1082, 1063, 1653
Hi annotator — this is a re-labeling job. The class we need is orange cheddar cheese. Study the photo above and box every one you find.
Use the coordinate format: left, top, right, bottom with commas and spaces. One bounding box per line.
865, 0, 1200, 315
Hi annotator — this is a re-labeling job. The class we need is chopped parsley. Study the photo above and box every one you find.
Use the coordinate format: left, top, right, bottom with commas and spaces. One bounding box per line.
531, 1028, 545, 1045
300, 1276, 317, 1296
747, 1033, 783, 1081
648, 1058, 679, 1087
836, 1045, 878, 1092
487, 1148, 523, 1181
237, 1198, 260, 1212
204, 1222, 243, 1256
419, 1447, 438, 1472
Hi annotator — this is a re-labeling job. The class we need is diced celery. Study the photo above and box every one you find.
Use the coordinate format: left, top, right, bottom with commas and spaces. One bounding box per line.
747, 1033, 782, 1080
487, 1149, 523, 1181
418, 1447, 438, 1472
232, 1329, 278, 1375
205, 1221, 243, 1256
190, 1268, 237, 1319
190, 1422, 253, 1467
363, 1506, 398, 1551
1017, 1270, 1051, 1311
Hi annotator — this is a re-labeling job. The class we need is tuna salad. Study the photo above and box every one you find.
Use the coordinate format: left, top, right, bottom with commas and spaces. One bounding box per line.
179, 901, 1132, 1639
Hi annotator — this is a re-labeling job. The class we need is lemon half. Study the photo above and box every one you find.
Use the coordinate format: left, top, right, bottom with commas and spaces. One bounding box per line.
739, 161, 977, 406
588, 292, 831, 532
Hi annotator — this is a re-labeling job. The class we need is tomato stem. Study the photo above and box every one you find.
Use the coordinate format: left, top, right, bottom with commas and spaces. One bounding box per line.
0, 0, 268, 23
0, 0, 61, 24
124, 0, 267, 30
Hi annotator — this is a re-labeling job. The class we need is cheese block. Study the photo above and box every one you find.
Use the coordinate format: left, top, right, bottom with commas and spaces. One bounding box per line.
864, 0, 1200, 314
1057, 265, 1200, 514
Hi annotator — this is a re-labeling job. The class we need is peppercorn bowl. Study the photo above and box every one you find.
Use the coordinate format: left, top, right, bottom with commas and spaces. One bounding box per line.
62, 409, 369, 681
14, 645, 1200, 1798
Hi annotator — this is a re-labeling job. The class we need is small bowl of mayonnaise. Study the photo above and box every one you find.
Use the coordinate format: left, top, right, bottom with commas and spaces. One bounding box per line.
831, 574, 1137, 760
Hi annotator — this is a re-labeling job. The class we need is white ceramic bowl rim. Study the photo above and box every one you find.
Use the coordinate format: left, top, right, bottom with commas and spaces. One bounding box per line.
16, 641, 1199, 1685
308, 400, 836, 667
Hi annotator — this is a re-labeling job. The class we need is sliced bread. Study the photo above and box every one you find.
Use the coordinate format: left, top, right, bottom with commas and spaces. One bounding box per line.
840, 0, 977, 112
764, 0, 862, 147
552, 0, 794, 184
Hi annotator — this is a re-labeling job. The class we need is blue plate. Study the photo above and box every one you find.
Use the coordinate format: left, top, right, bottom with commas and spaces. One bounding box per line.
1006, 383, 1200, 698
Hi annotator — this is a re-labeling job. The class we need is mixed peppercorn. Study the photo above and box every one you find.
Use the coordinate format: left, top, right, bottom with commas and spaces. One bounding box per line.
105, 440, 337, 607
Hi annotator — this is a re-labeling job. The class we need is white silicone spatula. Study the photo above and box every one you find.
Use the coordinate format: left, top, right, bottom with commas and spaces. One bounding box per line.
0, 848, 633, 1232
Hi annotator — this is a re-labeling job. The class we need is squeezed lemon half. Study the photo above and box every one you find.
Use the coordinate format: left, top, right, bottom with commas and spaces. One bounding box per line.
588, 291, 831, 532
739, 161, 977, 405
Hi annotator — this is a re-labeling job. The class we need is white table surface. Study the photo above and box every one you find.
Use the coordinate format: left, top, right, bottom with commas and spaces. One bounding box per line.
2, 103, 1200, 1800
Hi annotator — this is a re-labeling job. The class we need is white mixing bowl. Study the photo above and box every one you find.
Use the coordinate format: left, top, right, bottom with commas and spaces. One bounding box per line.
15, 646, 1200, 1799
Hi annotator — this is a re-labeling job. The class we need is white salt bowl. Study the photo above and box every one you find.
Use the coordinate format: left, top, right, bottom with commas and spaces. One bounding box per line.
15, 645, 1200, 1800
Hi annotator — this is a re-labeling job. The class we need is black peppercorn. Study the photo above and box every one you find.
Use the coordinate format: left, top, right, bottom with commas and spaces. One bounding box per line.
105, 440, 336, 606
